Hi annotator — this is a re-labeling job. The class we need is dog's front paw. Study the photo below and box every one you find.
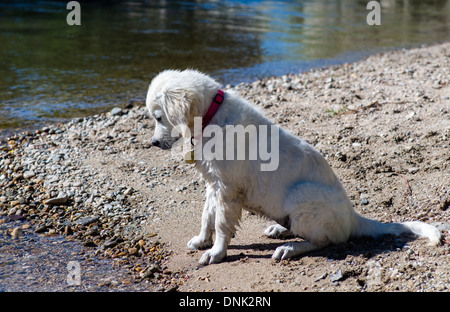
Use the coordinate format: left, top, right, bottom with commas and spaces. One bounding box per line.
199, 247, 226, 265
187, 235, 212, 250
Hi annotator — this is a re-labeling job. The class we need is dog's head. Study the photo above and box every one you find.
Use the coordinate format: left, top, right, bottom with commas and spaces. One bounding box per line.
146, 69, 221, 149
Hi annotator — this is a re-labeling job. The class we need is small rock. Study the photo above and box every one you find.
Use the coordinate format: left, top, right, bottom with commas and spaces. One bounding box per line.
75, 216, 99, 226
64, 225, 73, 235
407, 111, 415, 119
44, 195, 68, 205
10, 200, 21, 207
314, 273, 328, 282
85, 226, 100, 236
148, 264, 161, 274
23, 170, 35, 179
407, 167, 419, 174
11, 227, 22, 238
110, 107, 123, 116
140, 270, 154, 279
330, 269, 344, 282
103, 237, 122, 249
35, 225, 48, 233
128, 247, 138, 255
124, 188, 133, 196
361, 198, 369, 205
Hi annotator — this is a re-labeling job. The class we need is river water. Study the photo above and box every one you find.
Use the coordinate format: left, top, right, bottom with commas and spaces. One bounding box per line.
0, 0, 449, 130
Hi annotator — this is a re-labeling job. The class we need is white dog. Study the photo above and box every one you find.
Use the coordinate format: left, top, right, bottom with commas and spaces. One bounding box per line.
146, 69, 441, 265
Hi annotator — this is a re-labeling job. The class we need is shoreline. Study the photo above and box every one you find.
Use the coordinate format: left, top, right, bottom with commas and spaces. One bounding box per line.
0, 42, 449, 292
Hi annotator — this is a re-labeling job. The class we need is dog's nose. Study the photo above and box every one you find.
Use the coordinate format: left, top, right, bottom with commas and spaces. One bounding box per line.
151, 138, 160, 147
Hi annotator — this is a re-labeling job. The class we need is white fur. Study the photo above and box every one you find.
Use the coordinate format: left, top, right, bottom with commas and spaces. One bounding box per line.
146, 69, 442, 265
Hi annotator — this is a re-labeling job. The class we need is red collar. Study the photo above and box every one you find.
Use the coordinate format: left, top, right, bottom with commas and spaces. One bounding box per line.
202, 90, 224, 129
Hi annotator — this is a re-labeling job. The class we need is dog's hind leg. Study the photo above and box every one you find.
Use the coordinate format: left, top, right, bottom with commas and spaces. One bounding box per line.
272, 241, 325, 260
264, 224, 294, 239
271, 182, 354, 261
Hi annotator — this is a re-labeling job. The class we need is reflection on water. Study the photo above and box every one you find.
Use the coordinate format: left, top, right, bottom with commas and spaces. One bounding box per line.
0, 0, 449, 129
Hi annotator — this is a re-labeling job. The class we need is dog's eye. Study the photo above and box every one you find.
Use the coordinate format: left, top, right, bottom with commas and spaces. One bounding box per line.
155, 116, 162, 122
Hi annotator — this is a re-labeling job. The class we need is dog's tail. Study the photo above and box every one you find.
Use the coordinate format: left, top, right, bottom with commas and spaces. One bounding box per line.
352, 213, 442, 246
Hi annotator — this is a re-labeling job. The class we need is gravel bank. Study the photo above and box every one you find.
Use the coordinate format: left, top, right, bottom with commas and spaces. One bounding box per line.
1, 42, 449, 292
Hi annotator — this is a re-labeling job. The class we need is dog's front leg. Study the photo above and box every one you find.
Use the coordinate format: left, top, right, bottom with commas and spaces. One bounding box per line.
187, 201, 215, 250
187, 184, 217, 250
198, 205, 234, 265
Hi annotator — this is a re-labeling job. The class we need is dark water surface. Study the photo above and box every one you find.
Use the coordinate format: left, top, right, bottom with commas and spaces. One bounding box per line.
1, 0, 449, 129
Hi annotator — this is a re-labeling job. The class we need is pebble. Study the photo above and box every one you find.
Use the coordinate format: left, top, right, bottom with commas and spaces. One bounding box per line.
330, 269, 343, 282
110, 107, 123, 116
64, 225, 73, 235
140, 270, 154, 279
102, 237, 122, 249
314, 273, 328, 282
44, 195, 68, 205
128, 247, 138, 255
11, 227, 22, 238
75, 216, 99, 226
35, 225, 48, 233
23, 170, 35, 179
85, 226, 99, 236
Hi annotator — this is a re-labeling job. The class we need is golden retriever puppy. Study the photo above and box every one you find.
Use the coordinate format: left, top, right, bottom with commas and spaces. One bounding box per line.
146, 69, 441, 265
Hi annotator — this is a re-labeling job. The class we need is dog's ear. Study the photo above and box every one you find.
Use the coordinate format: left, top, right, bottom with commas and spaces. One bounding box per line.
158, 87, 188, 125
157, 87, 192, 138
